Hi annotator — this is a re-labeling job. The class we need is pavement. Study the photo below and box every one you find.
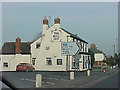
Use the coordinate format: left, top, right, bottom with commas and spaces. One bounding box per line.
1, 66, 118, 89
0, 81, 10, 89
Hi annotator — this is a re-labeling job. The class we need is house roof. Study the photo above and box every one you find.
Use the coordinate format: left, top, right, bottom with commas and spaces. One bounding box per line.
30, 27, 88, 44
89, 47, 103, 53
0, 42, 31, 55
61, 28, 88, 44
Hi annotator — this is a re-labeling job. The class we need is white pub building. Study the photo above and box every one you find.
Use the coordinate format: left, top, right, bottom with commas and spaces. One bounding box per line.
0, 17, 91, 71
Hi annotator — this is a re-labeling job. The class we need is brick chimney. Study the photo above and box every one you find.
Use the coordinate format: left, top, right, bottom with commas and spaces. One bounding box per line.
54, 17, 60, 29
91, 44, 96, 48
43, 16, 48, 25
43, 16, 48, 35
15, 37, 21, 54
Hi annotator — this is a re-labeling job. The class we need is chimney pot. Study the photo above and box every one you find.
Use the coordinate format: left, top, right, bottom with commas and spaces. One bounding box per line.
91, 44, 96, 48
43, 16, 48, 25
54, 17, 60, 24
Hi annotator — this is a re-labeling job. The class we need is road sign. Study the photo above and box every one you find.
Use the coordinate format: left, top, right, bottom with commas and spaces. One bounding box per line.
61, 42, 80, 56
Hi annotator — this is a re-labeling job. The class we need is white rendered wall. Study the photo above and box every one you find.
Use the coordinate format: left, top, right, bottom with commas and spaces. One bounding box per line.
31, 24, 69, 71
0, 54, 31, 71
31, 23, 89, 71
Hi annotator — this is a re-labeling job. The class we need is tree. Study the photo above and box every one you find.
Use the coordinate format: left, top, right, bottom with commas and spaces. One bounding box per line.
103, 59, 107, 63
88, 49, 95, 67
114, 53, 119, 65
118, 52, 120, 65
106, 56, 116, 66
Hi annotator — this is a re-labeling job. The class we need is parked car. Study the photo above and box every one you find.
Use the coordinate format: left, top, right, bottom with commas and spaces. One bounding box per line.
16, 63, 35, 72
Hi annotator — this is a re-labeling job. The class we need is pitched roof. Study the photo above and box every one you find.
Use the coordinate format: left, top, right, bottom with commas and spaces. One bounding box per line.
61, 28, 88, 44
89, 47, 102, 53
0, 42, 31, 54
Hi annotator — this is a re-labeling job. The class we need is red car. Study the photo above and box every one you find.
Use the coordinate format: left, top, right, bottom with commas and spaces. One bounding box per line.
16, 63, 35, 72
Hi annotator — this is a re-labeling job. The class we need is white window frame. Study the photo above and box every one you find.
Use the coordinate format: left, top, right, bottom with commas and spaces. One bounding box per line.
36, 42, 41, 49
57, 59, 62, 65
46, 57, 52, 65
3, 61, 9, 68
32, 58, 36, 65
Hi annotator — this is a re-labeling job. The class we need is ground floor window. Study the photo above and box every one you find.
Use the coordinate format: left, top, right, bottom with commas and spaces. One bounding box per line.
72, 62, 75, 68
32, 58, 36, 65
32, 60, 35, 65
85, 56, 88, 68
83, 56, 84, 69
72, 56, 79, 69
46, 57, 52, 65
3, 62, 8, 67
88, 56, 90, 68
72, 56, 75, 69
57, 59, 62, 65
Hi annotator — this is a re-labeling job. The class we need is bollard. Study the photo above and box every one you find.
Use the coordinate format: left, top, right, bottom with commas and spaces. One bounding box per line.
70, 71, 74, 80
36, 74, 42, 88
87, 69, 90, 76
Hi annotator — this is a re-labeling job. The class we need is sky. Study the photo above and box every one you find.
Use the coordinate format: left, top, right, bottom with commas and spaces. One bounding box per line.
2, 2, 118, 57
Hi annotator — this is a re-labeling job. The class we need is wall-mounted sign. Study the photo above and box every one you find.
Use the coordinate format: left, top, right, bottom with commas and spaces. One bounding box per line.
51, 30, 61, 42
61, 42, 80, 56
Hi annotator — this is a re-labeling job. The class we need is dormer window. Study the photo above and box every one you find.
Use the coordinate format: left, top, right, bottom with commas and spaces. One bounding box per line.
36, 42, 41, 49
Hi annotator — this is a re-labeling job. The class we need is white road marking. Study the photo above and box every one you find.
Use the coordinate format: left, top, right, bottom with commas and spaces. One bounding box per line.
25, 79, 35, 82
48, 78, 59, 80
48, 77, 54, 79
44, 77, 59, 80
20, 78, 57, 85
46, 82, 55, 85
65, 85, 68, 87
79, 76, 109, 88
20, 78, 25, 80
20, 78, 44, 83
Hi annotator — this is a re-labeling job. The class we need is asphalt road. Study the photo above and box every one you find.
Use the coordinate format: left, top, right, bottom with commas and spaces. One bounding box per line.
1, 67, 118, 88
